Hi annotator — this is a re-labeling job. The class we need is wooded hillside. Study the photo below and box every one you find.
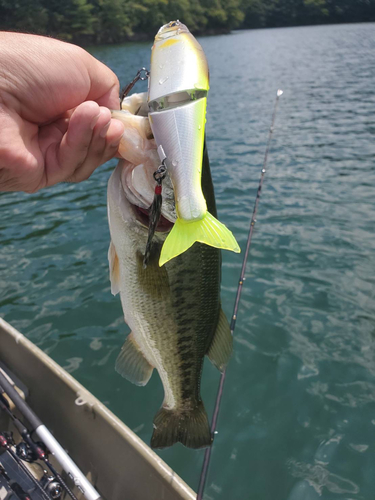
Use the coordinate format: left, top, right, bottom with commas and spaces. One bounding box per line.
0, 0, 373, 45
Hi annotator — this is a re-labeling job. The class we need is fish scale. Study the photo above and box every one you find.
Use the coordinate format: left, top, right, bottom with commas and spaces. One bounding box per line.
168, 242, 221, 405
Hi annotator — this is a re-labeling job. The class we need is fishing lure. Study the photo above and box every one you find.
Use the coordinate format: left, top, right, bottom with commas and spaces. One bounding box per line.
147, 21, 240, 266
114, 21, 240, 267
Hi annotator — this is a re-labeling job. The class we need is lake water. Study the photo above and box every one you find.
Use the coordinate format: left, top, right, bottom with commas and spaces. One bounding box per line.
1, 22, 375, 500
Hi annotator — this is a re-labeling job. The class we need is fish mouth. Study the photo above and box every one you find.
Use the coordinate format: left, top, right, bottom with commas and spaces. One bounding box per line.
132, 204, 174, 233
119, 159, 176, 233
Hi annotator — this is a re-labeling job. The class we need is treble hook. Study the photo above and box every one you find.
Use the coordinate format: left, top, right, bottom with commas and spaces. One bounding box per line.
120, 67, 150, 102
143, 159, 168, 269
153, 160, 167, 185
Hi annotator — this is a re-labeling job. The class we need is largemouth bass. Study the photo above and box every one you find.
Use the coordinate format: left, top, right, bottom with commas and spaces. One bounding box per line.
108, 22, 237, 449
108, 92, 232, 449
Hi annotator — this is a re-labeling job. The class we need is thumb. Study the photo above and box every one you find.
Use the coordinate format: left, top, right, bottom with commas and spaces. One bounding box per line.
83, 54, 121, 110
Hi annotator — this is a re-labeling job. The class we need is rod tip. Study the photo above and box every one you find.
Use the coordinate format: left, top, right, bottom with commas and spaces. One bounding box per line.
277, 89, 283, 97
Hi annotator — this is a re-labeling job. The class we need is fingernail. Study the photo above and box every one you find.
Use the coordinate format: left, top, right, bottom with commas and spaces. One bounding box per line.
100, 120, 111, 138
91, 114, 100, 130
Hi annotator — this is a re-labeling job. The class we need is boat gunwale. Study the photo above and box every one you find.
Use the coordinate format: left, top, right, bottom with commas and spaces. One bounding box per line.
0, 317, 195, 500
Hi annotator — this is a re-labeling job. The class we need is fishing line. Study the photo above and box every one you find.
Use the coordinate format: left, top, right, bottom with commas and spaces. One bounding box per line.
197, 89, 283, 500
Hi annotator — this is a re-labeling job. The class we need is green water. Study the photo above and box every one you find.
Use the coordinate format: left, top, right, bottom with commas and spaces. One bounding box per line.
1, 23, 375, 499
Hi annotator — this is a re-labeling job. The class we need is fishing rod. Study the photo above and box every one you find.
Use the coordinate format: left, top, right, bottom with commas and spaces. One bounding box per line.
0, 461, 31, 500
0, 432, 52, 500
197, 89, 284, 500
0, 369, 102, 500
0, 391, 76, 500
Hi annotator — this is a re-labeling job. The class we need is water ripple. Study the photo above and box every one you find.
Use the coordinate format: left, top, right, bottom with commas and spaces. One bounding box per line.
1, 23, 375, 500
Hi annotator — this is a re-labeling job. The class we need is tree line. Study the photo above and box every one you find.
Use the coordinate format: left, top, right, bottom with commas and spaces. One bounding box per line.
241, 0, 375, 29
0, 0, 374, 45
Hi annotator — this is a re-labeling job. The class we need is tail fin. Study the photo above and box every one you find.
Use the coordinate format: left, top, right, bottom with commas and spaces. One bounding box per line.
159, 212, 240, 266
151, 402, 212, 449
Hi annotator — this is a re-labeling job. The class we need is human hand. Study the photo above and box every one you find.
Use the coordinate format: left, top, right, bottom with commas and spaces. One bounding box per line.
0, 32, 125, 192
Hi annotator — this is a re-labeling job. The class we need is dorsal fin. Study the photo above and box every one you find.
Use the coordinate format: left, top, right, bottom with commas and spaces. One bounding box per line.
207, 308, 233, 372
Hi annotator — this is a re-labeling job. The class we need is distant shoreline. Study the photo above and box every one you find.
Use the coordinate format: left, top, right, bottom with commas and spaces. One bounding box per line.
64, 28, 233, 47
1, 0, 373, 47
1, 18, 373, 48
81, 20, 374, 47
69, 20, 375, 47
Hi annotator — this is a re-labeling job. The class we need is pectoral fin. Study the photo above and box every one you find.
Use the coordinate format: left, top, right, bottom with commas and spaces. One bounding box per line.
115, 333, 154, 386
159, 212, 240, 266
108, 241, 120, 296
207, 308, 233, 372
